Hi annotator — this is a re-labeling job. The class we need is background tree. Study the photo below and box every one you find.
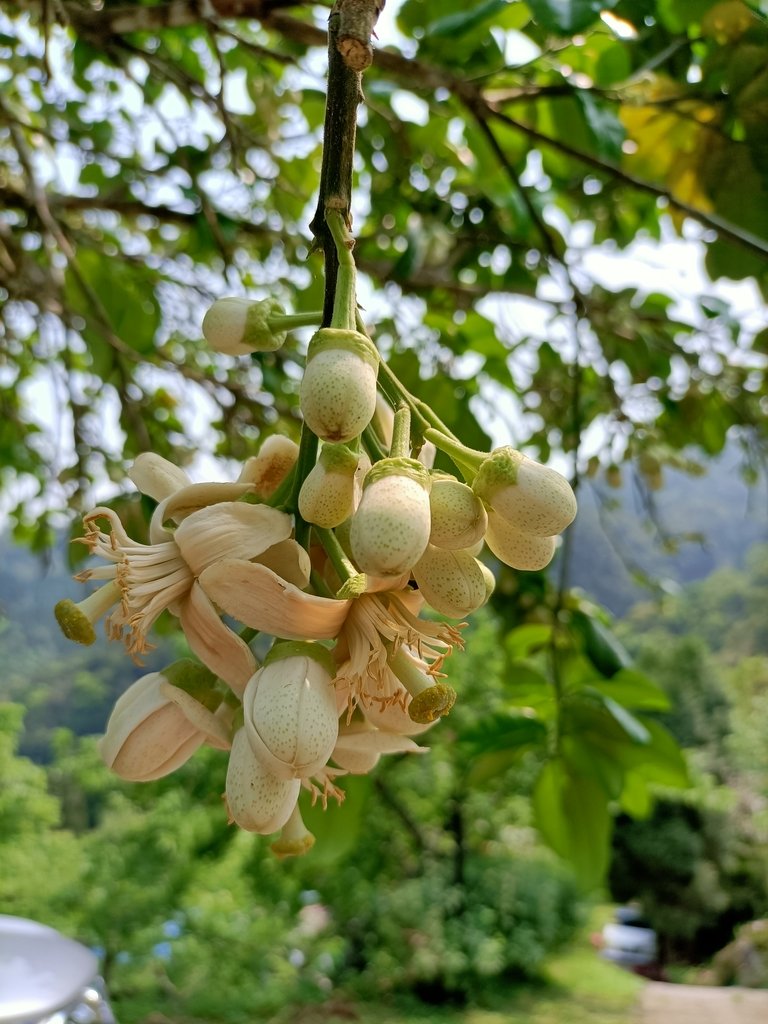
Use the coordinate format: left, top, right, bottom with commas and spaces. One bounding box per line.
1, 0, 766, 547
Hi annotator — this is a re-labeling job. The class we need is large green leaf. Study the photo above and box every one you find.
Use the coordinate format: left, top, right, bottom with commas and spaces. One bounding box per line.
533, 758, 612, 889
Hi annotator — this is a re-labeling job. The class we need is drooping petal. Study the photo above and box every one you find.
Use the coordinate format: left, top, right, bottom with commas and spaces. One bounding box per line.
161, 482, 256, 525
179, 582, 257, 696
158, 680, 232, 749
200, 559, 351, 640
175, 502, 293, 576
331, 720, 425, 774
128, 453, 191, 503
256, 539, 312, 589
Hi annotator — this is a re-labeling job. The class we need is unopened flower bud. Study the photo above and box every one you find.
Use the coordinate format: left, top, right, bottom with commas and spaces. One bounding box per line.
243, 643, 339, 781
99, 661, 230, 782
298, 444, 361, 528
226, 728, 300, 833
350, 458, 432, 576
484, 509, 557, 570
412, 544, 493, 619
472, 447, 577, 536
238, 435, 299, 498
300, 328, 379, 443
202, 297, 287, 355
429, 476, 488, 550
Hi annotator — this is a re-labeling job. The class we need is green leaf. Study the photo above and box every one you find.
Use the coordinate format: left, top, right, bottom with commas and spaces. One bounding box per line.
527, 0, 617, 34
594, 693, 651, 744
570, 611, 632, 678
574, 91, 625, 162
505, 661, 556, 712
505, 623, 553, 658
591, 669, 671, 712
428, 0, 510, 36
657, 0, 719, 31
533, 758, 612, 889
300, 775, 371, 866
460, 712, 548, 755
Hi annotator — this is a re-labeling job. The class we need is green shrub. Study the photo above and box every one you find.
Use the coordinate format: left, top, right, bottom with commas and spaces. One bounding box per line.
326, 851, 583, 1000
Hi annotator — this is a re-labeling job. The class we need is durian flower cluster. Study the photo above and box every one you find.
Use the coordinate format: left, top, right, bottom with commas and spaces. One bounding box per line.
55, 212, 576, 856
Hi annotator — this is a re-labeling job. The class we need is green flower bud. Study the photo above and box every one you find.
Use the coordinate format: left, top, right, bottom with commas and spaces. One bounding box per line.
429, 476, 488, 550
485, 509, 557, 570
412, 544, 494, 619
472, 447, 577, 536
350, 458, 432, 576
298, 444, 361, 528
299, 328, 379, 443
242, 643, 338, 781
202, 297, 287, 354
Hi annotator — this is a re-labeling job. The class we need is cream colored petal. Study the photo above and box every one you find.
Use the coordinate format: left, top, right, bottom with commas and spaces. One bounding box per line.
159, 680, 232, 748
331, 721, 425, 773
256, 539, 312, 589
238, 435, 299, 497
179, 582, 257, 696
200, 559, 350, 640
162, 482, 256, 524
111, 719, 204, 781
128, 453, 191, 503
175, 502, 293, 576
363, 571, 410, 593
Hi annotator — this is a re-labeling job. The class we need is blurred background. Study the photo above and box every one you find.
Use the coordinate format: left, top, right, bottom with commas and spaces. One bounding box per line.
2, 0, 768, 1021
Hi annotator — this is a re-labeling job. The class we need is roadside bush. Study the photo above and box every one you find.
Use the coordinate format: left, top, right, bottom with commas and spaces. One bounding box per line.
610, 798, 768, 963
326, 850, 583, 1000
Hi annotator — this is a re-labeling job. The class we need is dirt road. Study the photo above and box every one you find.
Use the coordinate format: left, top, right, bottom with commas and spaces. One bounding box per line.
639, 981, 768, 1024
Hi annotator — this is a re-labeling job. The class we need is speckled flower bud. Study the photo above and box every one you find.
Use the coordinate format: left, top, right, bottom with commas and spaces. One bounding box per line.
412, 544, 494, 619
242, 642, 339, 781
472, 447, 576, 536
225, 728, 300, 833
484, 509, 557, 570
298, 444, 361, 528
350, 458, 432, 576
429, 476, 488, 550
99, 661, 230, 782
202, 297, 287, 355
299, 328, 379, 443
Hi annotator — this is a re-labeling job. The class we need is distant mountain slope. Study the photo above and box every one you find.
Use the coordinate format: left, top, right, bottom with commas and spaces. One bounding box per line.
565, 448, 767, 615
1, 446, 764, 754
